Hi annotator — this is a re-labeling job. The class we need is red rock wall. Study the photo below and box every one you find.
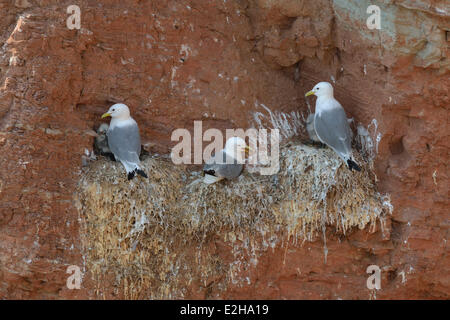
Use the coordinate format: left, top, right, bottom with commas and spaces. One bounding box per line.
0, 0, 448, 299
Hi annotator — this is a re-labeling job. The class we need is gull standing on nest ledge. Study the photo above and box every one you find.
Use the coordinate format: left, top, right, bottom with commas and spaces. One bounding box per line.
305, 82, 361, 171
101, 103, 148, 180
203, 137, 250, 184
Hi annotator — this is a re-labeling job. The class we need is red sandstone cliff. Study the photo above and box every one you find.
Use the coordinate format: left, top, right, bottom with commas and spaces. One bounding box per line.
0, 0, 448, 299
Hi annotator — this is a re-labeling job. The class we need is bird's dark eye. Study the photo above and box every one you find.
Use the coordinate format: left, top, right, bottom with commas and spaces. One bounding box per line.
112, 109, 115, 111
316, 88, 320, 90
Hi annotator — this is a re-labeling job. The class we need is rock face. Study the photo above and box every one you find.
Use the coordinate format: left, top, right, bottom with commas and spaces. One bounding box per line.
0, 0, 448, 299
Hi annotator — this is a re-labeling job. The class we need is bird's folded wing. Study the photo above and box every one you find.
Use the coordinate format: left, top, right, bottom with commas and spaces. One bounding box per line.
314, 106, 352, 156
203, 150, 243, 179
107, 124, 141, 163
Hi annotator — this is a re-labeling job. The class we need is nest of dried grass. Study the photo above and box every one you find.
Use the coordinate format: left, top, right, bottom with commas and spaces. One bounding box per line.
75, 142, 391, 299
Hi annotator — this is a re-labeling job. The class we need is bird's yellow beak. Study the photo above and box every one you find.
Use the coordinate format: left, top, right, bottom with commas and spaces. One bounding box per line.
101, 112, 111, 119
305, 90, 315, 97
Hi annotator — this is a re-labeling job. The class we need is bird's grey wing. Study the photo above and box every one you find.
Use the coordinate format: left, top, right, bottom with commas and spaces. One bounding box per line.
314, 105, 352, 159
107, 124, 141, 164
216, 162, 243, 179
203, 151, 243, 179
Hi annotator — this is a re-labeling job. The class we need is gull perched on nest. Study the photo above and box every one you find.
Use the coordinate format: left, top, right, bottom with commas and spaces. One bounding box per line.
305, 82, 361, 171
93, 123, 115, 161
203, 137, 250, 184
101, 103, 148, 180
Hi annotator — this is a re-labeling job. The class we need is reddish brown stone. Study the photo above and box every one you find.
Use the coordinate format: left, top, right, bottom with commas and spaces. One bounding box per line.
0, 0, 448, 299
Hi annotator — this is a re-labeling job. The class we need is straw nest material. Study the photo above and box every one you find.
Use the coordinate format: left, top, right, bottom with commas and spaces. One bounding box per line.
75, 142, 392, 299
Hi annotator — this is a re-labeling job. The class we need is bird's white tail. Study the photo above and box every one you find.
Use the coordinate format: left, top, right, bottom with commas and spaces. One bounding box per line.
203, 174, 223, 185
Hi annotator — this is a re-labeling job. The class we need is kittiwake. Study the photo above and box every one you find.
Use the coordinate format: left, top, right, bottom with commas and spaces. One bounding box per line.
94, 123, 115, 161
203, 137, 250, 184
101, 103, 148, 180
305, 82, 361, 171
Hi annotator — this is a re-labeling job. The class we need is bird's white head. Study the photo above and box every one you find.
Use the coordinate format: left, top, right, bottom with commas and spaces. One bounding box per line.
97, 123, 109, 134
224, 137, 249, 161
305, 82, 334, 98
101, 103, 131, 120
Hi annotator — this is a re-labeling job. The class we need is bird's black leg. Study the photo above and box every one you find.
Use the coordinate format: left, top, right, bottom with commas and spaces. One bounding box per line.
312, 141, 327, 148
347, 159, 361, 172
127, 171, 136, 180
136, 169, 148, 178
304, 140, 327, 148
109, 154, 116, 161
104, 152, 116, 161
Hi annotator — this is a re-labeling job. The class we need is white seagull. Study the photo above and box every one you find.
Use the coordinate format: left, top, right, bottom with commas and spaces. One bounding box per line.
203, 137, 250, 184
305, 82, 361, 171
101, 103, 148, 180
